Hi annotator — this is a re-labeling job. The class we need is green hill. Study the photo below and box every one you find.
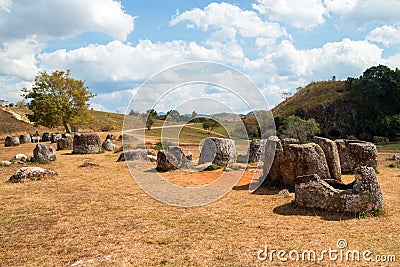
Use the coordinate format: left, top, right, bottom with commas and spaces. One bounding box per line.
272, 65, 400, 141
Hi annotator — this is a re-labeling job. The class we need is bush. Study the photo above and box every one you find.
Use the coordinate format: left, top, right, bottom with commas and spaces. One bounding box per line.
278, 115, 320, 143
203, 164, 221, 171
152, 141, 172, 150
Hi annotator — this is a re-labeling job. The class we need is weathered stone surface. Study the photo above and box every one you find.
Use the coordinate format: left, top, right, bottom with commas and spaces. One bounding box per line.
72, 133, 101, 154
184, 151, 193, 161
264, 138, 330, 187
5, 136, 20, 147
31, 135, 41, 143
50, 133, 62, 143
9, 167, 58, 183
57, 136, 73, 150
278, 189, 290, 196
248, 139, 268, 162
42, 132, 50, 142
281, 138, 300, 146
236, 154, 248, 163
117, 149, 149, 162
14, 154, 28, 162
198, 138, 236, 166
313, 136, 341, 181
102, 139, 115, 151
295, 167, 384, 213
1, 160, 12, 167
33, 144, 56, 163
335, 139, 378, 174
19, 134, 31, 144
156, 146, 191, 172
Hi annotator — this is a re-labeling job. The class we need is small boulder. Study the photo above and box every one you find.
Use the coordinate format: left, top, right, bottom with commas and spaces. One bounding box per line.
57, 136, 73, 150
50, 133, 62, 143
102, 139, 115, 151
42, 132, 50, 142
1, 160, 12, 167
198, 138, 236, 166
156, 146, 191, 172
117, 149, 149, 162
19, 134, 32, 144
5, 136, 20, 147
33, 144, 57, 163
31, 135, 41, 143
184, 151, 193, 161
278, 189, 290, 196
14, 154, 28, 162
9, 167, 58, 183
248, 139, 267, 162
335, 139, 378, 174
72, 133, 101, 154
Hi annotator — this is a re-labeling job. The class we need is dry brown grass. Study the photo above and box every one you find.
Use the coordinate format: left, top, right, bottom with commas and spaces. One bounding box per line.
0, 136, 399, 266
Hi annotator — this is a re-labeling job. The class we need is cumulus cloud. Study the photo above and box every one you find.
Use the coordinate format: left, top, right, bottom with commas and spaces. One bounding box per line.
0, 38, 43, 80
0, 0, 134, 42
367, 25, 400, 47
253, 0, 326, 29
170, 2, 287, 42
325, 0, 400, 26
271, 38, 383, 80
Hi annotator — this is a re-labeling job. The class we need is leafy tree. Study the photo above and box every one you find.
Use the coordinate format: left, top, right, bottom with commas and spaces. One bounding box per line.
278, 115, 320, 143
129, 109, 140, 116
142, 109, 157, 130
202, 117, 220, 134
191, 110, 197, 119
166, 109, 181, 122
242, 115, 260, 139
22, 70, 95, 133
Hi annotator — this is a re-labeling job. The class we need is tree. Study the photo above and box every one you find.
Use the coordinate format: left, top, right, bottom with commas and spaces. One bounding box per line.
166, 109, 181, 122
191, 110, 197, 119
142, 109, 157, 130
129, 109, 140, 116
278, 115, 320, 143
22, 70, 95, 133
202, 118, 220, 134
242, 115, 260, 139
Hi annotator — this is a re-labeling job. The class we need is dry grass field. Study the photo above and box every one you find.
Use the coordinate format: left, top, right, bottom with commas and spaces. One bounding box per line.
0, 132, 399, 266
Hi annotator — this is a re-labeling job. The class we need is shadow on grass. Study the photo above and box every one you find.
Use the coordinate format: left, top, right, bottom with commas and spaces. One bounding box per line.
233, 184, 286, 195
273, 202, 355, 221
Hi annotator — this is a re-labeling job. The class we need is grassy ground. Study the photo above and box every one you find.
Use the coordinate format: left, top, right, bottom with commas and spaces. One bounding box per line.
0, 134, 399, 266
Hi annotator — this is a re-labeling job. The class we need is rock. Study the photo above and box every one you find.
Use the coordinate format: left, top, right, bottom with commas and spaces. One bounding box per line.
295, 167, 384, 214
278, 189, 290, 196
1, 160, 12, 167
198, 138, 236, 166
391, 155, 400, 161
9, 167, 58, 183
117, 149, 149, 161
313, 136, 341, 181
248, 139, 268, 162
5, 136, 20, 147
264, 138, 331, 187
14, 154, 28, 162
31, 135, 41, 143
236, 154, 248, 163
147, 155, 157, 162
335, 139, 378, 174
57, 136, 73, 150
147, 149, 157, 156
105, 134, 116, 140
195, 162, 213, 171
281, 138, 300, 146
19, 134, 32, 144
72, 133, 101, 154
33, 144, 57, 163
42, 132, 50, 142
50, 133, 62, 143
156, 146, 191, 172
102, 139, 115, 151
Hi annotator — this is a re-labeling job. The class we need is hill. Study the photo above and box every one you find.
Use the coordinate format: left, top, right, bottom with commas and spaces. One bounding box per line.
272, 65, 400, 141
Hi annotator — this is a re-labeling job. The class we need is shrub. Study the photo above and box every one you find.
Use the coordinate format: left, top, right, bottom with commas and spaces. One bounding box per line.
203, 164, 220, 171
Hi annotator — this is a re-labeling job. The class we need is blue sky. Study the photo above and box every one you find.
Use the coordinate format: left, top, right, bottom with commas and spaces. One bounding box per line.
0, 0, 399, 114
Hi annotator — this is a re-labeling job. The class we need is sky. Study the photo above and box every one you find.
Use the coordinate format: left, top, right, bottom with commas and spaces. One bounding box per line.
0, 0, 399, 114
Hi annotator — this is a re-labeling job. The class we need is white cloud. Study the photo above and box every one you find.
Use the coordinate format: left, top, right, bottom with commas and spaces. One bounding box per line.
170, 2, 287, 42
0, 0, 134, 42
367, 25, 400, 47
271, 38, 383, 80
0, 38, 43, 80
253, 0, 326, 29
325, 0, 400, 26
